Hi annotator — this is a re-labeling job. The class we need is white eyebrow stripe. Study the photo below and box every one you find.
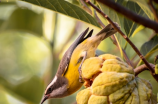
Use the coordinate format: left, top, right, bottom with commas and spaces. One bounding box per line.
45, 76, 57, 94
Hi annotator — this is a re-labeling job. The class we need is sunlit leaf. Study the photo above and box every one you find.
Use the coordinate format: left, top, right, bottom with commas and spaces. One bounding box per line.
0, 8, 43, 36
20, 0, 100, 28
115, 34, 124, 58
66, 0, 80, 5
131, 25, 144, 37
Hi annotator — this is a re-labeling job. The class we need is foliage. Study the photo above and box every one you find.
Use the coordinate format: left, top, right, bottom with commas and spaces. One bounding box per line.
0, 0, 158, 104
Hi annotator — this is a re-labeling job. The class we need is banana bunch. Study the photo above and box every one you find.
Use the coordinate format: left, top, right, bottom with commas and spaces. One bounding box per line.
76, 54, 155, 104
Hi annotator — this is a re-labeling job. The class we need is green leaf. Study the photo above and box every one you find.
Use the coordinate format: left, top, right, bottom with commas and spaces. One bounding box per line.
130, 0, 154, 20
114, 34, 124, 58
123, 1, 151, 37
137, 35, 158, 66
140, 35, 158, 56
97, 1, 124, 58
98, 2, 124, 28
98, 0, 152, 37
20, 0, 100, 27
124, 2, 139, 37
0, 8, 43, 36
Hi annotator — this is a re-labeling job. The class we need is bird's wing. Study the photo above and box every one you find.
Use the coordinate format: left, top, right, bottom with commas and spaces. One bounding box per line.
56, 27, 93, 76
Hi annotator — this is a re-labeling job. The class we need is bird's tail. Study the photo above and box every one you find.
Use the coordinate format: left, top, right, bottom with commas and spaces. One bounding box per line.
95, 23, 120, 40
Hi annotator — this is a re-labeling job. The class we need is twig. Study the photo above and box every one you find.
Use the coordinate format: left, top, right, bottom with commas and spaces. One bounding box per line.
148, 0, 158, 22
134, 63, 158, 82
122, 49, 133, 67
79, 0, 92, 14
84, 0, 155, 76
97, 0, 158, 33
94, 11, 105, 28
80, 0, 133, 67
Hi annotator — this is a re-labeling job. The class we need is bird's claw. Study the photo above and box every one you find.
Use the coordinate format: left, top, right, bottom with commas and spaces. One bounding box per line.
79, 76, 84, 83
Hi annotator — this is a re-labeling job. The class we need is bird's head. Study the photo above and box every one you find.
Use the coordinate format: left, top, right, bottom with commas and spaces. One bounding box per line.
40, 75, 68, 104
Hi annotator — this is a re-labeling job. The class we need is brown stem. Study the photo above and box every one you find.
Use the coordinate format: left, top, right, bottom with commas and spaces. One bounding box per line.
97, 0, 158, 33
80, 0, 92, 14
122, 49, 133, 67
148, 0, 158, 22
134, 63, 158, 82
84, 0, 155, 75
94, 11, 105, 28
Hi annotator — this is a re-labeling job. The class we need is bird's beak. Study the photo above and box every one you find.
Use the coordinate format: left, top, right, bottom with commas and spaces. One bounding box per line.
40, 95, 49, 104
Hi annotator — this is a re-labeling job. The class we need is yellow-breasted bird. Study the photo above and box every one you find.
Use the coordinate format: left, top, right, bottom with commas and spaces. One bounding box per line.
41, 23, 119, 104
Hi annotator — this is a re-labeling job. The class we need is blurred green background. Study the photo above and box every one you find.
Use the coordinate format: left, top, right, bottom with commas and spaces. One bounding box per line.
0, 1, 157, 104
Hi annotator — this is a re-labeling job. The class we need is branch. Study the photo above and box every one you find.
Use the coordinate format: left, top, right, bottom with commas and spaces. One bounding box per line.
134, 63, 158, 82
94, 11, 105, 28
83, 0, 155, 76
97, 0, 158, 33
79, 0, 92, 14
153, 0, 158, 4
148, 0, 158, 22
80, 0, 133, 67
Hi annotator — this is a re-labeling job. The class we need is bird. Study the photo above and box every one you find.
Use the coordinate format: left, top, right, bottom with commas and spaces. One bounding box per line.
41, 23, 119, 104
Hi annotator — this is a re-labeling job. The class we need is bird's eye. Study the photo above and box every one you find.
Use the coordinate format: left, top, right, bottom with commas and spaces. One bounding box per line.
46, 88, 52, 94
48, 88, 52, 92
